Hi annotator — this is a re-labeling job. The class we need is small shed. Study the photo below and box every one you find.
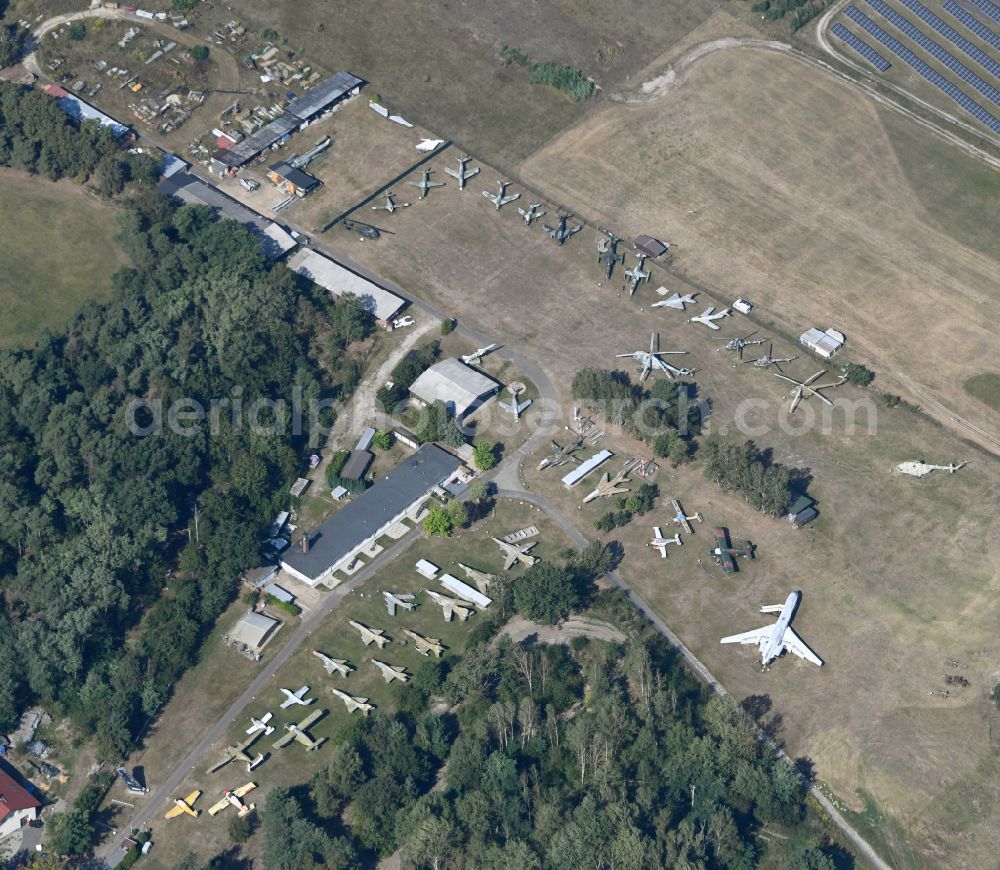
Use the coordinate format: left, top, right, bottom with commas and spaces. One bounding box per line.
355, 427, 376, 452
634, 235, 668, 258
290, 477, 311, 498
331, 485, 349, 501
786, 494, 818, 529
341, 450, 373, 482
415, 559, 439, 578
229, 612, 279, 650
264, 583, 295, 604
799, 327, 844, 360
267, 161, 320, 196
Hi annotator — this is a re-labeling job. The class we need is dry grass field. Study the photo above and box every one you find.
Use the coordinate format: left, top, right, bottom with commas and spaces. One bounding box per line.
304, 48, 1000, 861
135, 498, 574, 868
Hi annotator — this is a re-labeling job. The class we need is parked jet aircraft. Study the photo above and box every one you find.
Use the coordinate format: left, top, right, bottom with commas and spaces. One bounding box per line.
461, 343, 499, 365
543, 213, 582, 245
538, 436, 583, 470
245, 713, 274, 736
404, 629, 446, 657
372, 660, 410, 684
456, 562, 496, 594
597, 233, 624, 280
652, 291, 698, 311
649, 527, 682, 557
407, 167, 444, 199
383, 591, 416, 616
582, 469, 631, 504
721, 591, 823, 668
499, 389, 532, 420
208, 783, 257, 817
689, 306, 732, 330
312, 650, 354, 677
517, 202, 545, 225
331, 687, 375, 716
616, 332, 692, 381
482, 180, 520, 209
625, 254, 649, 295
425, 589, 475, 622
444, 154, 479, 189
165, 790, 201, 820
273, 709, 326, 751
493, 537, 539, 570
372, 190, 410, 213
207, 737, 264, 774
349, 620, 390, 648
278, 686, 314, 709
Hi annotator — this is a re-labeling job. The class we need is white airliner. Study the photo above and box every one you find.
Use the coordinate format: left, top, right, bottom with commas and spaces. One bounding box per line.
720, 591, 823, 668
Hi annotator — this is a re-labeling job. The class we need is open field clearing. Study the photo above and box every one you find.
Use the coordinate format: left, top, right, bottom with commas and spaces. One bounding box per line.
0, 168, 126, 346
518, 47, 1000, 453
315, 126, 1000, 864
124, 498, 574, 868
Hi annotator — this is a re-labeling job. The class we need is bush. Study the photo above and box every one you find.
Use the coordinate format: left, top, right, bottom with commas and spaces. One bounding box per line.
513, 563, 578, 623
189, 44, 210, 61
992, 682, 1000, 709
424, 506, 452, 537
499, 44, 530, 66
67, 22, 87, 41
472, 441, 497, 471
440, 318, 455, 335
595, 509, 631, 532
266, 594, 301, 616
324, 450, 350, 485
842, 361, 874, 387
529, 60, 595, 102
372, 430, 394, 451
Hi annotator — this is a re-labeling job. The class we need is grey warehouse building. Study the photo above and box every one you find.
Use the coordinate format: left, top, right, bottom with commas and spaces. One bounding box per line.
280, 444, 461, 587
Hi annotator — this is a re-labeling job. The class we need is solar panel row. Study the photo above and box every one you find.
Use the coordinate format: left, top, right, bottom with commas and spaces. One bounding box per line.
844, 5, 1000, 133
890, 0, 1000, 78
968, 0, 1000, 26
832, 22, 893, 70
864, 0, 1000, 108
944, 0, 1000, 52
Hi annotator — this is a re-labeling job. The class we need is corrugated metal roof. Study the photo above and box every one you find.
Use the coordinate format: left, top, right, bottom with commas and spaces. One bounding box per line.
287, 249, 405, 321
213, 114, 297, 167
284, 71, 363, 121
409, 359, 500, 419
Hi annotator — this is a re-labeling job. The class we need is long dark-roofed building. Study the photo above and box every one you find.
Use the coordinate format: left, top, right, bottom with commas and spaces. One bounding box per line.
280, 444, 461, 587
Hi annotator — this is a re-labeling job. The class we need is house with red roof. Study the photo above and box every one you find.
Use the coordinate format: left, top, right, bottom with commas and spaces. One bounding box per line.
0, 767, 40, 839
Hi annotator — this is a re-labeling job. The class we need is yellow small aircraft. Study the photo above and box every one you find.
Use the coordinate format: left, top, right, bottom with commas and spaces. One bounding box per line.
165, 790, 202, 819
208, 782, 257, 817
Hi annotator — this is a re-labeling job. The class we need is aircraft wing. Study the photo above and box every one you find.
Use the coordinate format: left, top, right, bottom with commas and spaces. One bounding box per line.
272, 731, 295, 749
297, 710, 323, 730
781, 627, 824, 666
207, 754, 231, 773
184, 790, 201, 806
208, 797, 231, 816
165, 804, 185, 819
720, 626, 771, 646
233, 783, 257, 798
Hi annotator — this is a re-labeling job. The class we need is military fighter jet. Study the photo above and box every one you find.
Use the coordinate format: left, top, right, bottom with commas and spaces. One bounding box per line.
456, 562, 496, 594
278, 686, 315, 709
461, 343, 499, 365
207, 737, 264, 774
616, 332, 693, 381
312, 650, 354, 678
689, 306, 732, 330
165, 790, 202, 819
273, 709, 326, 751
625, 254, 650, 296
424, 589, 475, 622
721, 591, 823, 668
498, 385, 532, 420
543, 213, 582, 245
597, 233, 625, 280
649, 527, 682, 558
407, 167, 445, 199
444, 154, 480, 190
383, 591, 416, 616
404, 629, 446, 658
349, 620, 390, 648
517, 202, 545, 225
331, 687, 375, 716
372, 660, 410, 684
245, 713, 274, 736
482, 180, 520, 210
493, 537, 539, 570
538, 436, 584, 470
372, 191, 410, 213
208, 783, 257, 817
582, 469, 631, 504
651, 291, 698, 311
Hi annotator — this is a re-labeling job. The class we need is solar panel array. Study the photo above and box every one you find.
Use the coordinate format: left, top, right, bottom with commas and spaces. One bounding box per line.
889, 0, 1000, 78
967, 0, 1000, 26
945, 0, 1000, 52
832, 22, 893, 69
864, 0, 1000, 107
844, 5, 1000, 133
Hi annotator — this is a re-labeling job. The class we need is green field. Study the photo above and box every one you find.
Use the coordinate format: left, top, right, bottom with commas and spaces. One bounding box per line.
964, 372, 1000, 411
0, 168, 126, 347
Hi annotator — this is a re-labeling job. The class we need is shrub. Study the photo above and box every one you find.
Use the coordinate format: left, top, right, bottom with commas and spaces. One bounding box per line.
324, 450, 350, 485
372, 429, 394, 451
842, 361, 875, 387
472, 441, 497, 471
513, 563, 578, 623
529, 60, 595, 102
189, 44, 209, 61
595, 510, 631, 532
992, 682, 1000, 709
267, 594, 301, 617
424, 506, 452, 537
440, 317, 455, 335
67, 22, 87, 41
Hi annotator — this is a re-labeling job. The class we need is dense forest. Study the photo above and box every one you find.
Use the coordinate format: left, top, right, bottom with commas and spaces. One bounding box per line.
0, 81, 376, 756
175, 582, 846, 870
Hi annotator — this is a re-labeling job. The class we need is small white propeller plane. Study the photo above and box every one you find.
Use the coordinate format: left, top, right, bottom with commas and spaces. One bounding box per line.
649, 527, 682, 557
278, 686, 315, 709
721, 591, 823, 669
245, 713, 274, 736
